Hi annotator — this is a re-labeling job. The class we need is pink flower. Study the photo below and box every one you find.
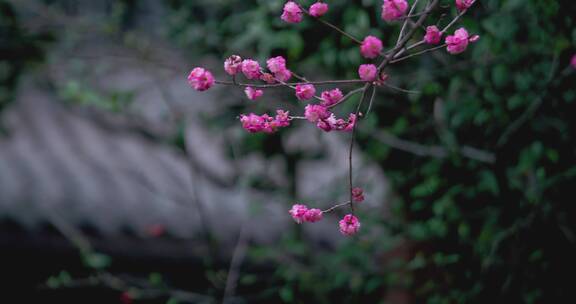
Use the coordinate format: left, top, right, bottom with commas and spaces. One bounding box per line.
455, 0, 475, 11
339, 214, 361, 236
289, 204, 308, 223
244, 87, 263, 100
316, 114, 337, 132
266, 56, 292, 82
381, 0, 408, 22
267, 56, 287, 74
260, 73, 276, 84
424, 25, 442, 45
240, 113, 266, 133
317, 113, 357, 132
360, 36, 383, 59
281, 1, 303, 23
320, 88, 343, 107
445, 28, 470, 54
304, 104, 329, 122
273, 110, 291, 128
295, 84, 316, 101
224, 55, 242, 75
240, 111, 290, 133
358, 64, 378, 82
343, 113, 357, 132
241, 59, 262, 80
352, 187, 365, 203
309, 2, 329, 17
571, 54, 576, 69
187, 67, 215, 91
304, 208, 323, 223
274, 68, 292, 82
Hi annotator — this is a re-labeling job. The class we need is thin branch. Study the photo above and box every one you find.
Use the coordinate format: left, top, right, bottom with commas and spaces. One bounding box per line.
365, 85, 378, 116
327, 87, 365, 109
390, 44, 446, 64
397, 0, 421, 44
322, 201, 352, 213
215, 79, 367, 88
348, 85, 370, 213
381, 82, 421, 94
440, 7, 468, 35
391, 2, 472, 59
316, 18, 363, 45
378, 0, 440, 71
296, 0, 362, 44
222, 224, 249, 304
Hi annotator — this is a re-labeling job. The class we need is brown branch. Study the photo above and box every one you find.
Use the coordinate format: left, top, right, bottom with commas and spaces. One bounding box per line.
378, 0, 440, 71
222, 224, 249, 304
215, 79, 367, 88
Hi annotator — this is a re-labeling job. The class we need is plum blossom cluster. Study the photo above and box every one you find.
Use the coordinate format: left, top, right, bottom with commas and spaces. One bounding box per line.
289, 187, 364, 236
239, 110, 290, 133
186, 0, 481, 236
304, 104, 357, 132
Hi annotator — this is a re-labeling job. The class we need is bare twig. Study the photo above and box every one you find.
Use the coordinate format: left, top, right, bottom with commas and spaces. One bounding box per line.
322, 201, 352, 213
215, 79, 366, 88
390, 44, 447, 63
397, 0, 421, 44
378, 0, 440, 71
296, 0, 362, 44
222, 224, 250, 304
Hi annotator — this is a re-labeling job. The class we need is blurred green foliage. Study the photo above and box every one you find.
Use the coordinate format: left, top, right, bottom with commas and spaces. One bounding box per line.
167, 0, 576, 302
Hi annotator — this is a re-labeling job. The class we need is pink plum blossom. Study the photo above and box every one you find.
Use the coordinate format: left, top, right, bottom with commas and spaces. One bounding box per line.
381, 0, 408, 22
316, 113, 356, 132
424, 25, 442, 45
267, 56, 292, 82
320, 88, 343, 107
446, 28, 470, 54
260, 73, 276, 84
274, 68, 292, 82
455, 0, 475, 11
352, 187, 365, 203
339, 214, 361, 236
360, 36, 383, 59
304, 208, 323, 223
289, 204, 308, 223
571, 54, 576, 69
309, 2, 329, 17
267, 56, 287, 74
273, 110, 291, 128
187, 67, 214, 91
224, 55, 242, 75
295, 84, 316, 101
281, 1, 303, 23
244, 87, 263, 100
239, 113, 266, 133
358, 64, 378, 82
241, 59, 262, 79
239, 111, 290, 133
304, 104, 330, 122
